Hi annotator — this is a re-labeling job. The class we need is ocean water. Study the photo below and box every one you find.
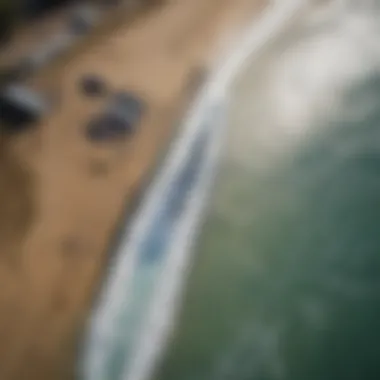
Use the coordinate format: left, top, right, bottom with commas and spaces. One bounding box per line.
153, 1, 380, 380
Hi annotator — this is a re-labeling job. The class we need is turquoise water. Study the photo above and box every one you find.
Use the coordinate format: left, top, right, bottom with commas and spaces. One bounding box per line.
153, 4, 380, 380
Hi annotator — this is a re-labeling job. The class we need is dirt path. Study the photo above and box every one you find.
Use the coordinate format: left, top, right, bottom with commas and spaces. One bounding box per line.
0, 1, 265, 379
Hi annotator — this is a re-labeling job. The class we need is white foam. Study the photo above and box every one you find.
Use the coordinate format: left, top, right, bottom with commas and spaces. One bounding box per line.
227, 0, 380, 170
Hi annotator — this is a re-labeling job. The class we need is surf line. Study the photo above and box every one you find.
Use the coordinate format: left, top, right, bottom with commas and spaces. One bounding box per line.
80, 1, 310, 380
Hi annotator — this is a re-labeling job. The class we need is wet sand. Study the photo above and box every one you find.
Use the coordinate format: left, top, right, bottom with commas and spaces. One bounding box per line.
0, 0, 265, 379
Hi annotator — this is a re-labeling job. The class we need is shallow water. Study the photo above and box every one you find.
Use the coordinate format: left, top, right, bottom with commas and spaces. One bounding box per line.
154, 1, 380, 380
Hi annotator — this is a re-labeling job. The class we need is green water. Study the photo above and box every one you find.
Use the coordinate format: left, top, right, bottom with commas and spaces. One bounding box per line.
153, 24, 380, 380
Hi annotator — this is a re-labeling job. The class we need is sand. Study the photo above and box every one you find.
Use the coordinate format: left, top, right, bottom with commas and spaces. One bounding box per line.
0, 0, 265, 379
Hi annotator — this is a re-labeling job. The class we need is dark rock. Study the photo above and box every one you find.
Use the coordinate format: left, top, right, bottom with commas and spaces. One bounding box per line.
0, 85, 48, 132
80, 74, 108, 97
108, 91, 146, 124
86, 112, 134, 142
85, 91, 146, 142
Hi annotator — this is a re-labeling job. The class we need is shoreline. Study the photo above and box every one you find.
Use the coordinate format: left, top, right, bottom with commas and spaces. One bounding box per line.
81, 1, 311, 380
